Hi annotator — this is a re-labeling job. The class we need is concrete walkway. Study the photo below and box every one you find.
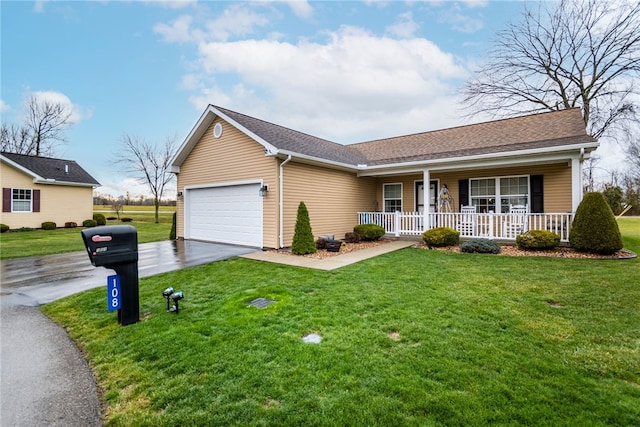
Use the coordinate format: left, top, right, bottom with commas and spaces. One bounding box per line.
240, 240, 415, 270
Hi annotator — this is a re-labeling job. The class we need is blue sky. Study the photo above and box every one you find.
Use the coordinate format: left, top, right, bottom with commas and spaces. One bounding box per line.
1, 0, 623, 198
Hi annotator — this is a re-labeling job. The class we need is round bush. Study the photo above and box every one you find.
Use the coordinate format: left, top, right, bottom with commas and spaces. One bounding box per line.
354, 224, 385, 241
41, 221, 57, 230
460, 238, 501, 254
0, 224, 9, 233
93, 213, 107, 226
516, 230, 560, 250
570, 192, 623, 255
82, 219, 97, 228
422, 227, 460, 247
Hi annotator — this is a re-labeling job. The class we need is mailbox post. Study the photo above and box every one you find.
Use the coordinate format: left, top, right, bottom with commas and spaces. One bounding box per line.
81, 225, 140, 326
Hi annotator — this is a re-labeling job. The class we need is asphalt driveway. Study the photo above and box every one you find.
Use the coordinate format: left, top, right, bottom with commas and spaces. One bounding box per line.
0, 240, 257, 426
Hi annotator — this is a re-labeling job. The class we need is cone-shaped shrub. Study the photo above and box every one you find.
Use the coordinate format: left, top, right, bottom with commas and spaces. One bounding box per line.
291, 201, 316, 255
570, 192, 623, 255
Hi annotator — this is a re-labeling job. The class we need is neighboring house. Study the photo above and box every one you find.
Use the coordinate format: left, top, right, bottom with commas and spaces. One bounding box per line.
171, 105, 598, 249
1, 152, 100, 229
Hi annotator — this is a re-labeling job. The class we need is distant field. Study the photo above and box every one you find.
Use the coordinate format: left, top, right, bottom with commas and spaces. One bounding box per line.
94, 205, 175, 224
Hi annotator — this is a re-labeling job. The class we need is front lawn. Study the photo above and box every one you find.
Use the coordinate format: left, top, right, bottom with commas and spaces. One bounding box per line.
43, 219, 639, 426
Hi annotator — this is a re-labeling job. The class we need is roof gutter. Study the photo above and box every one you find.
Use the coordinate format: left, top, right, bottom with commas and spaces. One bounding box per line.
356, 141, 600, 176
279, 154, 292, 248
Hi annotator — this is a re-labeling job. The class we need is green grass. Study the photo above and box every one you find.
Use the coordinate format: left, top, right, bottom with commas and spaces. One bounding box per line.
42, 219, 639, 426
0, 207, 173, 259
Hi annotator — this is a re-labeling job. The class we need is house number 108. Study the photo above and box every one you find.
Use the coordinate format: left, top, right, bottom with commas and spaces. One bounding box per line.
107, 275, 122, 312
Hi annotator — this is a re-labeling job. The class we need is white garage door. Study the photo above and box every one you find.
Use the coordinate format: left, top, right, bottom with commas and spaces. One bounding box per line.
186, 183, 263, 247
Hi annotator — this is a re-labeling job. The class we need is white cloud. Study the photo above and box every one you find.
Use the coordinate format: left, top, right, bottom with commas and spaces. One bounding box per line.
154, 4, 270, 43
188, 25, 469, 142
0, 100, 10, 112
33, 1, 46, 13
386, 12, 419, 38
461, 0, 489, 9
154, 15, 194, 43
284, 0, 314, 19
142, 0, 197, 9
29, 91, 92, 124
438, 7, 484, 33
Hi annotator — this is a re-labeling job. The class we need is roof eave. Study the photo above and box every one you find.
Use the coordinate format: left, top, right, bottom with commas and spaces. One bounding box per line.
276, 150, 359, 172
357, 141, 600, 176
171, 105, 279, 170
1, 155, 44, 181
34, 179, 100, 188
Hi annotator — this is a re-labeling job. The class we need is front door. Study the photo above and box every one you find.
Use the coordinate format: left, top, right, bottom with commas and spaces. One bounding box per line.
416, 181, 438, 213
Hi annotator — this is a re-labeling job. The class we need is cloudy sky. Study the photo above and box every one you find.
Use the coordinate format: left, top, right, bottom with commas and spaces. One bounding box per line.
1, 0, 625, 198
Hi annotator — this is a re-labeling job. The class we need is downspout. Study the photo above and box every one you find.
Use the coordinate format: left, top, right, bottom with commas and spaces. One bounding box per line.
279, 155, 292, 248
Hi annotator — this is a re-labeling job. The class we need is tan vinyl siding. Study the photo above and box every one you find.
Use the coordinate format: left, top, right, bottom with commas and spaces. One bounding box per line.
175, 118, 280, 247
282, 162, 376, 246
375, 163, 573, 213
1, 164, 94, 229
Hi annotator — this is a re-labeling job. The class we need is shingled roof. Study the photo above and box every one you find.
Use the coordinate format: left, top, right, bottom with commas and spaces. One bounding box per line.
215, 106, 368, 166
173, 105, 597, 171
350, 108, 596, 166
1, 152, 100, 186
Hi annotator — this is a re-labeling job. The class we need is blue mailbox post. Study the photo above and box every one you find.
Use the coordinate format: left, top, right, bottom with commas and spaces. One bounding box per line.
81, 225, 140, 326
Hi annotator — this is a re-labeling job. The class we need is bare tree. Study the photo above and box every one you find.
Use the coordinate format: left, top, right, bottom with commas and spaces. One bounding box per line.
1, 95, 73, 156
461, 0, 640, 141
25, 95, 72, 156
116, 134, 178, 224
1, 123, 32, 154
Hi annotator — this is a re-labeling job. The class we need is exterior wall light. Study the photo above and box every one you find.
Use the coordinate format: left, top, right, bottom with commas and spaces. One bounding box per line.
259, 185, 269, 197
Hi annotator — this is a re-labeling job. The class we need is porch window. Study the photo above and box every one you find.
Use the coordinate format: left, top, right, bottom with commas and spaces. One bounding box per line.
383, 183, 402, 212
499, 176, 529, 212
470, 176, 529, 213
12, 188, 32, 212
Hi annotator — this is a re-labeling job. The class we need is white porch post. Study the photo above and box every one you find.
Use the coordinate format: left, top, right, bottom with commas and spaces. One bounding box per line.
423, 169, 431, 231
571, 155, 582, 212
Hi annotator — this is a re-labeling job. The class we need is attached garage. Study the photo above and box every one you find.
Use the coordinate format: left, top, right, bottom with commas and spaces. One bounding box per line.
185, 182, 263, 247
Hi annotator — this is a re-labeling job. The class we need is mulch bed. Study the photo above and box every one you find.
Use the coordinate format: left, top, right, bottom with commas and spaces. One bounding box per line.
271, 239, 636, 260
419, 243, 636, 259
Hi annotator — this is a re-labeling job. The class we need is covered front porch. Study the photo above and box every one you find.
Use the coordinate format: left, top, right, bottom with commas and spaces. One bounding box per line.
358, 211, 574, 242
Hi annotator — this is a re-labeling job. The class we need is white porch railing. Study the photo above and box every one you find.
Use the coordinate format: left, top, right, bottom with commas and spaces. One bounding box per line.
357, 211, 574, 242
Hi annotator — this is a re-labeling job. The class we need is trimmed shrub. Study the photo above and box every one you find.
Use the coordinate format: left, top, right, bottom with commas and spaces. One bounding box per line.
516, 230, 560, 250
0, 224, 9, 233
344, 232, 361, 244
353, 224, 385, 241
82, 219, 97, 228
315, 237, 328, 250
15, 227, 35, 232
421, 227, 460, 247
64, 222, 77, 228
570, 192, 623, 255
41, 221, 57, 230
460, 238, 501, 254
170, 212, 177, 240
291, 201, 316, 255
121, 217, 133, 222
93, 213, 107, 226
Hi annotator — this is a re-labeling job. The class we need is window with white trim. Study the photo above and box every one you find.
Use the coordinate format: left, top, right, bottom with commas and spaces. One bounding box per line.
12, 188, 32, 212
470, 176, 529, 213
383, 183, 402, 212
